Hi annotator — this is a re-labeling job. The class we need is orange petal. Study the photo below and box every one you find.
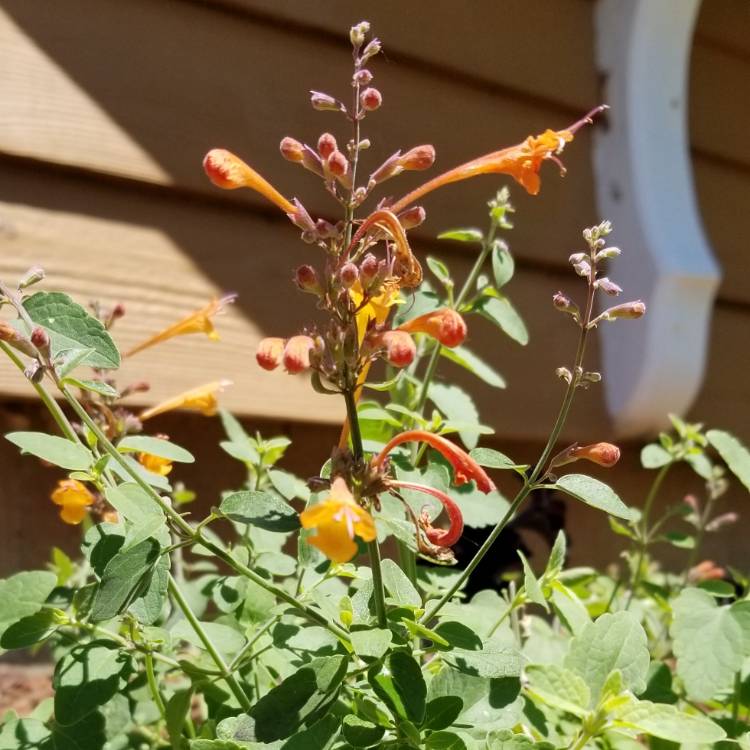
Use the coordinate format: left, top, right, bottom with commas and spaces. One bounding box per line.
399, 308, 467, 348
59, 504, 89, 525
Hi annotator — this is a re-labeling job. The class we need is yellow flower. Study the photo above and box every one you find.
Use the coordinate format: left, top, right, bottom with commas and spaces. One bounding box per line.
350, 280, 401, 343
140, 380, 231, 421
50, 479, 95, 525
138, 452, 173, 476
125, 295, 235, 358
299, 477, 376, 563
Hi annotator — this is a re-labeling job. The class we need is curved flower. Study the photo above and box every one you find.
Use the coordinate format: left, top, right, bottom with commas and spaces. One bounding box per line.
374, 330, 416, 367
283, 335, 315, 374
203, 148, 296, 214
138, 452, 173, 476
299, 477, 376, 563
390, 106, 607, 212
256, 337, 286, 371
390, 480, 464, 548
140, 380, 231, 421
51, 479, 95, 525
398, 308, 467, 348
125, 295, 236, 358
373, 430, 496, 493
569, 442, 621, 468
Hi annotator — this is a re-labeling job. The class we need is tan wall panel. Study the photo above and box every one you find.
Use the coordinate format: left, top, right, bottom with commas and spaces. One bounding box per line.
695, 0, 750, 58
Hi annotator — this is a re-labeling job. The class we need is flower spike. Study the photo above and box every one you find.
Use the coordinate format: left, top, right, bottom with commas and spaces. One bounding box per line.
140, 380, 231, 421
373, 430, 496, 493
125, 295, 236, 358
390, 106, 608, 212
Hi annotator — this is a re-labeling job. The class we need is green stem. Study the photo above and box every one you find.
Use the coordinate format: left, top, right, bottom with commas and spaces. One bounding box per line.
167, 576, 251, 712
732, 670, 741, 727
625, 462, 672, 609
343, 386, 387, 628
145, 652, 167, 722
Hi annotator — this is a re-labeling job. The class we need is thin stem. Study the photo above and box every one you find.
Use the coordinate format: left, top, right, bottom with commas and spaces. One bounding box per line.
228, 615, 279, 672
625, 462, 672, 609
344, 385, 387, 628
145, 652, 167, 722
167, 576, 251, 712
682, 489, 719, 583
732, 670, 741, 727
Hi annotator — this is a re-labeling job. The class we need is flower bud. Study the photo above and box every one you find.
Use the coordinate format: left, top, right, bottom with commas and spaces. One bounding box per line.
398, 145, 436, 171
360, 87, 382, 111
705, 512, 739, 532
353, 69, 373, 86
339, 262, 359, 288
111, 303, 126, 320
279, 137, 305, 163
569, 252, 587, 265
398, 206, 427, 230
294, 265, 322, 295
604, 300, 646, 320
361, 39, 382, 61
399, 308, 467, 348
572, 260, 591, 277
369, 151, 402, 185
552, 291, 579, 316
596, 246, 621, 261
310, 90, 343, 112
570, 442, 621, 468
315, 218, 338, 239
299, 145, 324, 177
256, 337, 285, 371
18, 266, 45, 290
0, 321, 36, 357
688, 560, 726, 583
30, 326, 50, 356
360, 253, 379, 286
595, 277, 622, 296
350, 21, 370, 48
287, 199, 316, 234
556, 367, 573, 384
326, 150, 349, 178
379, 330, 416, 367
317, 133, 338, 159
283, 335, 315, 374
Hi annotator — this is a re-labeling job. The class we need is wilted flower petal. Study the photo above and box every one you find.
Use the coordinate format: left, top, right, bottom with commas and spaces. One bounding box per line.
140, 380, 231, 421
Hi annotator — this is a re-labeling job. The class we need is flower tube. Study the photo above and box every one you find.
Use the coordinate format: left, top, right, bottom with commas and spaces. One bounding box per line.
140, 380, 231, 421
390, 480, 464, 547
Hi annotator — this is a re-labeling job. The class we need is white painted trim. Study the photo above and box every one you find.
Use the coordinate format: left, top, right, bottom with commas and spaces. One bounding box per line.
593, 0, 721, 437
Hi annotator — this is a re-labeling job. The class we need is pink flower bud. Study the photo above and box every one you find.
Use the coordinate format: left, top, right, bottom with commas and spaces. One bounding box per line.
317, 133, 338, 159
310, 91, 342, 112
327, 150, 349, 178
354, 69, 373, 86
604, 300, 646, 320
360, 88, 382, 111
279, 137, 305, 163
256, 337, 285, 371
552, 291, 578, 315
570, 442, 621, 468
361, 39, 382, 61
339, 262, 359, 288
398, 206, 427, 230
315, 219, 338, 239
369, 151, 402, 185
30, 326, 50, 352
379, 330, 416, 367
360, 253, 379, 285
688, 560, 726, 583
596, 277, 622, 296
399, 309, 467, 348
294, 265, 322, 295
398, 145, 436, 171
705, 512, 739, 532
111, 303, 126, 320
283, 335, 315, 374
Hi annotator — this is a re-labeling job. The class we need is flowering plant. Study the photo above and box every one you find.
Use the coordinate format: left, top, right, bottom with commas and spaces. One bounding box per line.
0, 21, 749, 750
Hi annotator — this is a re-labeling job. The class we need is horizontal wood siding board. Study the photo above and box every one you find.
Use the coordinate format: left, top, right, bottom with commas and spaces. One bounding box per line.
0, 1, 599, 225
694, 0, 750, 59
0, 160, 613, 441
197, 0, 598, 110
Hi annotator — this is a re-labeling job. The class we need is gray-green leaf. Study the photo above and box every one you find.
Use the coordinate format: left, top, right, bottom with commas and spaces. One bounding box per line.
707, 429, 750, 492
219, 490, 300, 532
555, 474, 636, 521
6, 432, 93, 471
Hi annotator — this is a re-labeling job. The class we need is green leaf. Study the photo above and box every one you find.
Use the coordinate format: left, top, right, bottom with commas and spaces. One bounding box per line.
425, 731, 467, 750
90, 539, 161, 622
613, 700, 726, 743
172, 620, 245, 657
519, 551, 548, 611
342, 714, 386, 748
51, 710, 107, 750
450, 484, 511, 529
24, 291, 120, 369
565, 611, 649, 705
281, 715, 339, 750
433, 621, 482, 651
0, 608, 60, 650
444, 638, 521, 679
469, 447, 527, 472
128, 554, 169, 625
545, 531, 567, 577
474, 295, 528, 346
166, 688, 193, 749
640, 444, 672, 469
381, 559, 421, 608
428, 382, 481, 450
53, 641, 129, 726
0, 570, 57, 639
486, 730, 555, 750
369, 651, 427, 724
62, 377, 120, 399
105, 483, 164, 524
0, 718, 52, 749
426, 256, 453, 289
491, 239, 515, 288
707, 429, 750, 491
438, 228, 483, 243
350, 628, 393, 660
525, 664, 590, 717
5, 432, 93, 471
671, 587, 750, 701
117, 435, 194, 463
422, 696, 464, 731
440, 346, 506, 388
555, 474, 636, 521
219, 490, 300, 532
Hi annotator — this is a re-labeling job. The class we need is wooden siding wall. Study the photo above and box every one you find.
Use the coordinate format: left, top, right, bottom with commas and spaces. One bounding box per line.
0, 0, 748, 575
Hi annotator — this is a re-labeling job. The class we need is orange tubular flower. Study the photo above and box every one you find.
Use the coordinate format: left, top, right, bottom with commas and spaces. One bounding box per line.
569, 442, 621, 468
125, 295, 236, 358
283, 335, 315, 374
203, 148, 296, 214
51, 479, 95, 525
376, 330, 416, 367
373, 430, 496, 493
256, 337, 286, 371
138, 452, 173, 476
390, 480, 464, 548
299, 477, 377, 563
398, 308, 467, 348
140, 380, 231, 421
390, 106, 607, 213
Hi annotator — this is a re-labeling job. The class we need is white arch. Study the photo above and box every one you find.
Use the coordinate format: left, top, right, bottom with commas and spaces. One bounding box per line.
593, 0, 721, 437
